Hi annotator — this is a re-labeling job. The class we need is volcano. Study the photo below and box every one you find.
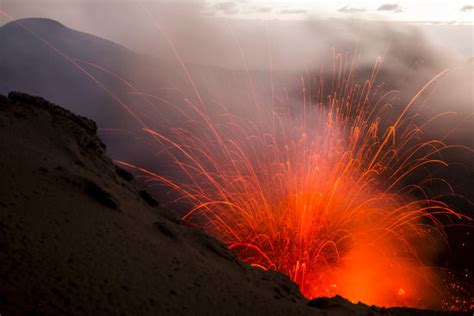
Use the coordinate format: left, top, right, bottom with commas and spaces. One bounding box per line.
0, 91, 466, 315
0, 15, 472, 314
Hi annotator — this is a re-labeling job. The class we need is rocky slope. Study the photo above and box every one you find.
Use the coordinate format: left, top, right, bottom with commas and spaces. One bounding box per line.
0, 92, 467, 315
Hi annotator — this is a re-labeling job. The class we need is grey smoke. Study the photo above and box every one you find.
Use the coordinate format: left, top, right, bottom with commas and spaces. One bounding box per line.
1, 0, 472, 182
280, 9, 307, 15
338, 6, 366, 13
378, 3, 401, 11
214, 2, 239, 15
257, 8, 272, 14
460, 5, 474, 12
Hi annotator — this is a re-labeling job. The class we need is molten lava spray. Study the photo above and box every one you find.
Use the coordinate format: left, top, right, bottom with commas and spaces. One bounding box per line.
119, 55, 464, 309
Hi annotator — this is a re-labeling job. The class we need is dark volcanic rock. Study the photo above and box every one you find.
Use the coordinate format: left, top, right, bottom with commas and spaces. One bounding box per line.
307, 296, 470, 315
0, 92, 316, 315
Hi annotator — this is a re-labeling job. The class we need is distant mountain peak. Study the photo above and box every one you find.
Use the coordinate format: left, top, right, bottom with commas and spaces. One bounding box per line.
1, 17, 67, 32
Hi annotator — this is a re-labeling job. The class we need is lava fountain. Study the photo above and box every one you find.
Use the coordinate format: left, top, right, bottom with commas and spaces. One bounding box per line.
118, 54, 466, 309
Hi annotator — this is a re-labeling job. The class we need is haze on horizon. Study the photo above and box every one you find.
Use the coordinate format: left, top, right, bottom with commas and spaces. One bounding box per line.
0, 0, 472, 121
2, 0, 474, 22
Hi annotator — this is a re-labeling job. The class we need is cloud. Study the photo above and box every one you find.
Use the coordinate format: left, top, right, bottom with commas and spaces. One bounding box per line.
338, 6, 366, 13
378, 3, 401, 11
214, 1, 236, 11
214, 1, 239, 15
257, 7, 272, 14
280, 9, 307, 15
460, 5, 474, 11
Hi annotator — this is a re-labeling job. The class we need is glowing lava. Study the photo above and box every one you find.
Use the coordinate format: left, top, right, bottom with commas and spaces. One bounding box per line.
118, 55, 465, 309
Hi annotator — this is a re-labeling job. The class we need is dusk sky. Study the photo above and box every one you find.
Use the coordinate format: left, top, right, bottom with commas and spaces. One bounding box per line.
207, 0, 474, 23
2, 0, 474, 23
1, 0, 473, 63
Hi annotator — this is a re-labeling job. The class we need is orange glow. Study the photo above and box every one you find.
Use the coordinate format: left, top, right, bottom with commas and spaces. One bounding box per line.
117, 54, 466, 309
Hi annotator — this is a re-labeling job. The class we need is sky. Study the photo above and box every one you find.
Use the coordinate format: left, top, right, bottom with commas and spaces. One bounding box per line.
207, 0, 474, 23
1, 0, 472, 59
1, 0, 474, 24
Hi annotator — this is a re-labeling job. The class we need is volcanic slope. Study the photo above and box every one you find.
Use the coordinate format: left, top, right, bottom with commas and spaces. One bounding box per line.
0, 92, 465, 316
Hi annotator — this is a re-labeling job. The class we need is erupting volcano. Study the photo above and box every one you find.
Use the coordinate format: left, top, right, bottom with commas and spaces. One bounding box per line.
1, 2, 473, 314
118, 54, 467, 310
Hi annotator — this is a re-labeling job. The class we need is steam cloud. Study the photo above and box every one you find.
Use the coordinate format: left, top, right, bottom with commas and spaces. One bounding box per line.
2, 0, 471, 170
